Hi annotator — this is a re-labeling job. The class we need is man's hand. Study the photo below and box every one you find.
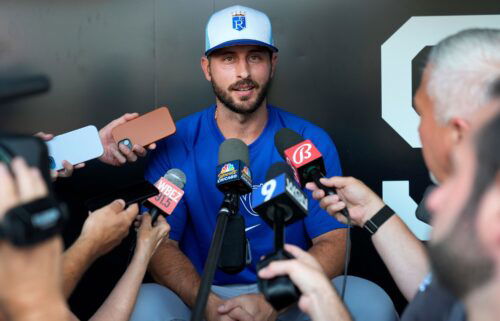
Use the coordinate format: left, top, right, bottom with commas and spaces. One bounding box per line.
98, 113, 156, 166
34, 132, 85, 180
306, 176, 385, 227
79, 200, 139, 257
218, 293, 275, 321
258, 244, 350, 321
0, 158, 69, 320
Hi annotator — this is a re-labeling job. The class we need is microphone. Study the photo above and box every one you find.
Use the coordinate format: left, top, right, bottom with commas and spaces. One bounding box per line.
252, 162, 308, 228
0, 75, 51, 102
253, 162, 305, 311
274, 128, 349, 218
217, 138, 252, 274
216, 138, 252, 195
190, 139, 252, 321
146, 168, 186, 223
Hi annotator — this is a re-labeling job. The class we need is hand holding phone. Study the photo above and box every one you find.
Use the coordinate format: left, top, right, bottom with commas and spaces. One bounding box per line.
46, 125, 104, 171
98, 108, 176, 166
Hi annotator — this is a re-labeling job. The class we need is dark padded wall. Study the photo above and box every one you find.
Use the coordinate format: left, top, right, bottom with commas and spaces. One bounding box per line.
1, 0, 499, 318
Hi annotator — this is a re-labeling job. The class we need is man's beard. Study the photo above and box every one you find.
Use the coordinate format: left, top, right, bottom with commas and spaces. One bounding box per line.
428, 202, 494, 299
211, 77, 271, 115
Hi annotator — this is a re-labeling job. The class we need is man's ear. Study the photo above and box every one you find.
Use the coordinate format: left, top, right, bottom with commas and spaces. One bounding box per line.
201, 56, 211, 81
449, 117, 471, 145
270, 53, 278, 78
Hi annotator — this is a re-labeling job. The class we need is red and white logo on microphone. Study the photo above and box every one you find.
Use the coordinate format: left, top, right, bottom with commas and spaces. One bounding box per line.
284, 140, 322, 168
148, 177, 184, 215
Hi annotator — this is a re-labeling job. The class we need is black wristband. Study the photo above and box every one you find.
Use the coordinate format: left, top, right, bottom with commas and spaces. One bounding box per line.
363, 205, 395, 235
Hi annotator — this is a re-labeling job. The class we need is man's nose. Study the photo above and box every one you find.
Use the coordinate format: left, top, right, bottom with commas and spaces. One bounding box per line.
235, 59, 250, 79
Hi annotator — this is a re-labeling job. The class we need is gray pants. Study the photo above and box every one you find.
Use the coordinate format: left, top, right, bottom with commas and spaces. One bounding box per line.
130, 276, 399, 321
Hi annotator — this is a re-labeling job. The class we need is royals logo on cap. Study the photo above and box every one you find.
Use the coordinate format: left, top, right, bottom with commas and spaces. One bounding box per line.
232, 10, 246, 31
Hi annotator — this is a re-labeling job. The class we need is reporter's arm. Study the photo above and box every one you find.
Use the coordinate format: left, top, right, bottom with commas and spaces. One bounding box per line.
370, 214, 429, 300
63, 201, 138, 298
62, 237, 100, 298
89, 214, 169, 321
308, 176, 429, 300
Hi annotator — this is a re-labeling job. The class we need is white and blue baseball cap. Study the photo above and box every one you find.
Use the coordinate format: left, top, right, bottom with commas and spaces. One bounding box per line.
205, 5, 278, 56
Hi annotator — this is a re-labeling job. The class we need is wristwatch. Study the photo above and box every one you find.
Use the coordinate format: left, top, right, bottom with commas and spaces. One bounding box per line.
0, 197, 66, 246
363, 205, 395, 235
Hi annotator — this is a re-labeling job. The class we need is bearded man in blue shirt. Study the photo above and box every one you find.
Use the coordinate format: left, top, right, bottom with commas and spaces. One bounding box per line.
130, 5, 397, 321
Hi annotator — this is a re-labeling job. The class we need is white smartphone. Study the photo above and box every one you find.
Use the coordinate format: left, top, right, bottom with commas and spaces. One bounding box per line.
46, 125, 104, 171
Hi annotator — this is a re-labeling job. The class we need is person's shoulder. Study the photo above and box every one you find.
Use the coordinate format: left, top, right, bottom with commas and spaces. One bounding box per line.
271, 105, 333, 143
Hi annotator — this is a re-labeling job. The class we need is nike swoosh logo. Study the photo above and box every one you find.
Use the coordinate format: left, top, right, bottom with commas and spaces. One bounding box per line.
245, 224, 260, 232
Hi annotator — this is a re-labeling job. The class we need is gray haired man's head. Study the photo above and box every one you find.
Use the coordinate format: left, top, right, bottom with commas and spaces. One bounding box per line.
427, 28, 500, 123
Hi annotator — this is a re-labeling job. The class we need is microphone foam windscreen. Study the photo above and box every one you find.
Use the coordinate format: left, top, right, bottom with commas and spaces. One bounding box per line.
218, 138, 250, 166
165, 168, 187, 189
274, 128, 304, 158
265, 162, 294, 181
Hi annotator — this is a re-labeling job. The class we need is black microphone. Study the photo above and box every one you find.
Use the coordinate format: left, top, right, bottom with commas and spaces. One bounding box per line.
274, 128, 349, 218
146, 168, 186, 223
253, 162, 305, 311
253, 162, 308, 228
190, 139, 252, 321
216, 138, 252, 274
0, 75, 51, 102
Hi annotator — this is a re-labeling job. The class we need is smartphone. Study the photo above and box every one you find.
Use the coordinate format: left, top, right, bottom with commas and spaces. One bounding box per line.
46, 125, 104, 171
0, 133, 53, 188
84, 180, 159, 212
111, 107, 176, 149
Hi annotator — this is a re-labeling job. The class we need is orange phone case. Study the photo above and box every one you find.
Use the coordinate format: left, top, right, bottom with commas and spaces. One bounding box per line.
111, 107, 176, 149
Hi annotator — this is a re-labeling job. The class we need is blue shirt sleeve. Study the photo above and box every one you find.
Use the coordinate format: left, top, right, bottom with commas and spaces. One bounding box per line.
144, 138, 188, 242
301, 126, 347, 239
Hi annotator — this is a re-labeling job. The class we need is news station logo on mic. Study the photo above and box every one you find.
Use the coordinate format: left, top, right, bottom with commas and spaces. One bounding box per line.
148, 177, 184, 215
252, 173, 308, 227
216, 160, 252, 193
283, 140, 322, 185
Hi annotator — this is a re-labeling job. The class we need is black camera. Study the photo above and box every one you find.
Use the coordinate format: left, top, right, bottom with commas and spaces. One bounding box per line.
0, 134, 66, 246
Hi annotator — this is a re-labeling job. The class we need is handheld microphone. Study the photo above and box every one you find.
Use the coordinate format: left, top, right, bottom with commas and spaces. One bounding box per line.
274, 128, 349, 218
252, 162, 308, 228
147, 168, 186, 223
254, 162, 305, 311
217, 138, 252, 274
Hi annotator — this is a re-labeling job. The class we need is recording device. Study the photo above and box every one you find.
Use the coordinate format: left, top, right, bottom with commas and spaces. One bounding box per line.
217, 138, 252, 273
146, 168, 186, 223
85, 180, 159, 212
0, 134, 66, 246
191, 139, 252, 321
0, 197, 66, 246
46, 125, 104, 171
275, 128, 349, 218
0, 134, 52, 188
0, 75, 50, 102
111, 107, 176, 150
253, 162, 306, 310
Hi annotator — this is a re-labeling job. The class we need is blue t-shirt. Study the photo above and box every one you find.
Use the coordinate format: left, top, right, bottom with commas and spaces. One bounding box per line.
145, 105, 345, 285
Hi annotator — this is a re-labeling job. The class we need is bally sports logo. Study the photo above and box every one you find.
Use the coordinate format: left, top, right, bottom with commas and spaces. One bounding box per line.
292, 143, 312, 164
284, 140, 321, 167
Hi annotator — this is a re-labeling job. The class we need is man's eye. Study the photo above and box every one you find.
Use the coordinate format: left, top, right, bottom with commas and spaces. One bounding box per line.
249, 55, 261, 62
223, 56, 234, 62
